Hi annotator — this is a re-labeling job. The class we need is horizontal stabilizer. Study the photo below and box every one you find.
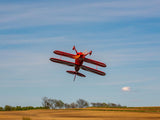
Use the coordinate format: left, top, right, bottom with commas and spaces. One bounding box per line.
66, 70, 86, 77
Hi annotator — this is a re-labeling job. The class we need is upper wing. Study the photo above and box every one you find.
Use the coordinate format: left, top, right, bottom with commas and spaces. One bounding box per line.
50, 58, 75, 67
81, 65, 106, 76
84, 58, 106, 67
54, 50, 76, 59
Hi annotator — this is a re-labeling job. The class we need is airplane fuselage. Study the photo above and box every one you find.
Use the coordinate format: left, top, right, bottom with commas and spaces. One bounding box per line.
75, 52, 85, 72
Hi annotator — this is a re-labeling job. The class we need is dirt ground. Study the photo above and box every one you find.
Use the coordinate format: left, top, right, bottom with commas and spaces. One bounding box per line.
0, 109, 160, 120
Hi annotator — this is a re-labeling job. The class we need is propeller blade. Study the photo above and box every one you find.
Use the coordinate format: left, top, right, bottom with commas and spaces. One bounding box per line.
83, 50, 88, 55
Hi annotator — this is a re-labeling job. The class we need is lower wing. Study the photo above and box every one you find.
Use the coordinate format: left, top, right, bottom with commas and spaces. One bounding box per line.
81, 65, 106, 76
54, 50, 76, 59
84, 58, 106, 67
50, 58, 75, 67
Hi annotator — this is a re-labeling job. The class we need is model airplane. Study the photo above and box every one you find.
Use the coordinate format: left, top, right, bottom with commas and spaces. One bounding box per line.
50, 46, 106, 81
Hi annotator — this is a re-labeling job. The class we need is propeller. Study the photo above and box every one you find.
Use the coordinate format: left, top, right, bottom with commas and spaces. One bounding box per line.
72, 46, 92, 59
83, 50, 92, 56
73, 50, 92, 59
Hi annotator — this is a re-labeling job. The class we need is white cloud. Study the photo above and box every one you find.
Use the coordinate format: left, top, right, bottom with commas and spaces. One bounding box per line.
122, 86, 131, 92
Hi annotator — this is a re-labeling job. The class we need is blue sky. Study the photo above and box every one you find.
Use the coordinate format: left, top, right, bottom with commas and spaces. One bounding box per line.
0, 0, 160, 107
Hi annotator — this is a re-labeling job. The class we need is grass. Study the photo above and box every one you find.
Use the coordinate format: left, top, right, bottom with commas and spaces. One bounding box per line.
68, 107, 160, 113
0, 108, 160, 120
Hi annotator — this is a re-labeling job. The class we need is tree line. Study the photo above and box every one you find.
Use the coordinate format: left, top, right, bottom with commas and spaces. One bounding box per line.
0, 97, 126, 111
42, 97, 89, 109
41, 97, 126, 109
0, 105, 45, 111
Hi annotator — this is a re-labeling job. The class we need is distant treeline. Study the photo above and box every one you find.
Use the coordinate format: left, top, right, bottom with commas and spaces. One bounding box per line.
0, 97, 126, 111
0, 105, 45, 111
42, 97, 126, 109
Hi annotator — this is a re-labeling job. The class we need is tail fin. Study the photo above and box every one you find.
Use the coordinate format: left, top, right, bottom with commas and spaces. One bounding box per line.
66, 70, 86, 81
73, 74, 76, 82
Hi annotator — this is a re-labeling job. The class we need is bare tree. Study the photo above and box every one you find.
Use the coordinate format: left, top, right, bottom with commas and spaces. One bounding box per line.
55, 100, 64, 109
108, 103, 117, 107
42, 97, 57, 109
42, 97, 50, 109
64, 103, 71, 109
42, 97, 65, 109
70, 102, 78, 108
91, 102, 108, 107
76, 99, 89, 108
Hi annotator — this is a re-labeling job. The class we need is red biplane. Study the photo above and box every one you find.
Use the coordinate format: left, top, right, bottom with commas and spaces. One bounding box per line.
50, 46, 106, 81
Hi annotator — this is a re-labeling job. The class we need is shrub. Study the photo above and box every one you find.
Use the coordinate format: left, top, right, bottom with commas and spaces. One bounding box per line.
4, 105, 12, 111
0, 107, 3, 111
